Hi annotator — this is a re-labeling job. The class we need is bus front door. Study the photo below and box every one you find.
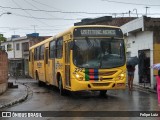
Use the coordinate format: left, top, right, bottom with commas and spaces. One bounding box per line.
32, 51, 34, 78
45, 48, 49, 84
65, 41, 71, 87
29, 50, 34, 78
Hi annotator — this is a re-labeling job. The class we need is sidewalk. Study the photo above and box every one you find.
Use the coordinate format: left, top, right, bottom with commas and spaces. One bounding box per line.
133, 84, 157, 93
0, 78, 28, 109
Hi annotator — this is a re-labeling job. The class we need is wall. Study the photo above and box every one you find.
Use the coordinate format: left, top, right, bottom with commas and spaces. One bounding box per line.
14, 39, 29, 58
126, 31, 154, 88
0, 51, 8, 94
1, 42, 14, 59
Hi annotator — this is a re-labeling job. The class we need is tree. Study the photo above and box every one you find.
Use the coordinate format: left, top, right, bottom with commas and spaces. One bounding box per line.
0, 34, 6, 50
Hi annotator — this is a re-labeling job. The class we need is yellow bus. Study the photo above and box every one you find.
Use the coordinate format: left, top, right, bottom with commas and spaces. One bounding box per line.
29, 25, 126, 96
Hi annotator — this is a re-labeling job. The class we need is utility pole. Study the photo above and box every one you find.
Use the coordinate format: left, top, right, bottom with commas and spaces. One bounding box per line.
129, 10, 131, 17
10, 28, 17, 35
133, 8, 138, 17
145, 6, 150, 16
31, 25, 37, 33
112, 13, 117, 18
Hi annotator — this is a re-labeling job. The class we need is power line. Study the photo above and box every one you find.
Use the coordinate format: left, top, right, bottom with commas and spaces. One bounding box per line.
1, 4, 160, 17
11, 0, 51, 27
12, 12, 160, 20
30, 0, 87, 18
12, 12, 80, 20
102, 0, 160, 6
0, 5, 112, 14
0, 26, 62, 31
23, 0, 56, 18
31, 0, 61, 11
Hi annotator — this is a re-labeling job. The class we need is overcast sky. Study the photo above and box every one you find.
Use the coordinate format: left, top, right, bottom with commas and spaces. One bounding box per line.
0, 0, 160, 38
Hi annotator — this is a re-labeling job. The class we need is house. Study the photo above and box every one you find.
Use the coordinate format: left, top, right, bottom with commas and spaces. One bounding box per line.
74, 16, 136, 27
75, 15, 160, 89
121, 16, 160, 89
1, 34, 51, 77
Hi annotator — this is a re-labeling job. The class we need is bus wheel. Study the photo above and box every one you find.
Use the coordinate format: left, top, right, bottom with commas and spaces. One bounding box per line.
38, 80, 44, 87
36, 71, 43, 87
99, 90, 107, 97
58, 76, 65, 96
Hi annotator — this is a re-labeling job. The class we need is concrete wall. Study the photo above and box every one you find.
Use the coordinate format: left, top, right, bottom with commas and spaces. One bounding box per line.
0, 51, 8, 94
126, 31, 154, 88
1, 42, 14, 59
1, 39, 29, 59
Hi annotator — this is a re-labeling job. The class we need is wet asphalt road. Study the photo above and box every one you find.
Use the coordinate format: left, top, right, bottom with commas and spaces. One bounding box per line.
1, 78, 160, 120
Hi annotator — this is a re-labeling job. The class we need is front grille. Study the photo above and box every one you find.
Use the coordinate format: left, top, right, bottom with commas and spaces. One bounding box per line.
92, 83, 110, 86
98, 71, 117, 76
83, 68, 118, 81
101, 78, 113, 80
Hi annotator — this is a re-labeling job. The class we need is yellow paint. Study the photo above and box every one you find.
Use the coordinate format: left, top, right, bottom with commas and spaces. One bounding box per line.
153, 44, 160, 75
29, 25, 126, 91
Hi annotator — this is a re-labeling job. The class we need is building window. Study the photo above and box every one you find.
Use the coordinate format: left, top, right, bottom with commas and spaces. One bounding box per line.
0, 46, 5, 51
16, 43, 20, 50
22, 42, 29, 52
39, 45, 44, 60
7, 44, 12, 51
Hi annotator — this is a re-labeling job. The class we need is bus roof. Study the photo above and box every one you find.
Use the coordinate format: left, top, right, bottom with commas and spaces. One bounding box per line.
29, 36, 54, 50
29, 25, 121, 50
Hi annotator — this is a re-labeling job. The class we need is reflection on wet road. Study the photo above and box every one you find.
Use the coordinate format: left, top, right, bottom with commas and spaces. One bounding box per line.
2, 79, 160, 120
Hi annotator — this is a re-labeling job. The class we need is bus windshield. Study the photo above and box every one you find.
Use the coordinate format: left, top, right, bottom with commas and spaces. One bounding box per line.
73, 38, 125, 69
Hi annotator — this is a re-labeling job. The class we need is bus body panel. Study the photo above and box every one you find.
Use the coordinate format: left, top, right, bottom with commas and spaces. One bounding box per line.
29, 49, 34, 78
48, 59, 55, 85
28, 25, 126, 93
70, 65, 126, 91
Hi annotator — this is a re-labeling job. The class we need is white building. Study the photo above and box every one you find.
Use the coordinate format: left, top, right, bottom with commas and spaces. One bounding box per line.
1, 34, 51, 77
121, 16, 160, 89
1, 35, 29, 76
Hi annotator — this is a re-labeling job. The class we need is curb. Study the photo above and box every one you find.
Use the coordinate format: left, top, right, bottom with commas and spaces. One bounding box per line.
133, 84, 157, 93
0, 83, 29, 109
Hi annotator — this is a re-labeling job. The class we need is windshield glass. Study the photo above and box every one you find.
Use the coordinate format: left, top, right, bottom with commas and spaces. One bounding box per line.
73, 38, 125, 68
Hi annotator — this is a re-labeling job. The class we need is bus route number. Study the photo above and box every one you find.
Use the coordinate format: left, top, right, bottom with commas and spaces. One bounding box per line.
73, 68, 83, 74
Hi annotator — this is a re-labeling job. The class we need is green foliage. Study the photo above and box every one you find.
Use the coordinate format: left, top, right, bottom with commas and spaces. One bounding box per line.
0, 36, 6, 45
0, 37, 6, 42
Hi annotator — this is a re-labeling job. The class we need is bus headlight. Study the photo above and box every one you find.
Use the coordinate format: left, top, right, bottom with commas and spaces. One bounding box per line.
76, 74, 80, 78
117, 72, 125, 80
75, 74, 84, 81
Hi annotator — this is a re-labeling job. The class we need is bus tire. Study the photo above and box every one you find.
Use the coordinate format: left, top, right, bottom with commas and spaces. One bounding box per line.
99, 90, 107, 97
36, 71, 43, 87
58, 76, 65, 96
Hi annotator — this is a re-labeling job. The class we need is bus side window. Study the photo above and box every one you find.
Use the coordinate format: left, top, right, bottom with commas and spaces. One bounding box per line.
56, 37, 63, 58
37, 47, 40, 60
45, 49, 48, 64
40, 45, 44, 60
49, 40, 56, 58
34, 48, 37, 60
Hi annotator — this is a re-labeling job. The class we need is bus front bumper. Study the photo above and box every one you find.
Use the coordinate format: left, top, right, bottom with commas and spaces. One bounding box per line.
70, 79, 126, 91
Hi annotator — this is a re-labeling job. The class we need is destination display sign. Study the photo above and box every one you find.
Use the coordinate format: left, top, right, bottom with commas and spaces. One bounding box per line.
73, 27, 123, 38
